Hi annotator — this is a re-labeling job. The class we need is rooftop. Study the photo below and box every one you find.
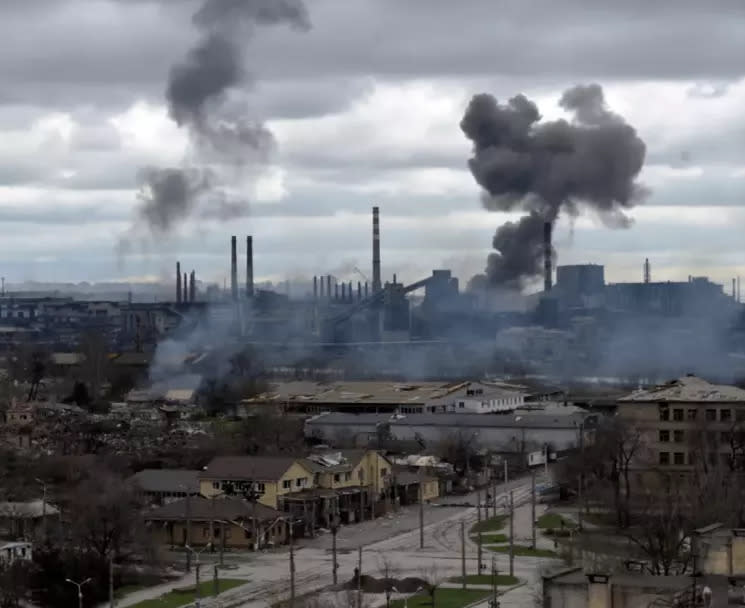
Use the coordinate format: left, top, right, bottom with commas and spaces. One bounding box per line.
0, 500, 60, 519
201, 456, 310, 482
619, 375, 745, 403
130, 469, 200, 494
145, 496, 281, 522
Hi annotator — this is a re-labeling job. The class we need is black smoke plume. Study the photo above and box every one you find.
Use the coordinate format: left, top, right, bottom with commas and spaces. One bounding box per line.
461, 84, 646, 289
130, 0, 309, 238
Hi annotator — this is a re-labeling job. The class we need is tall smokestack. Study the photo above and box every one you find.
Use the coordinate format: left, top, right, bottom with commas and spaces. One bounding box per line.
327, 275, 331, 300
189, 270, 196, 302
313, 276, 318, 300
357, 281, 362, 301
543, 221, 552, 293
183, 273, 188, 303
372, 206, 381, 293
176, 262, 182, 303
246, 236, 254, 298
230, 235, 238, 301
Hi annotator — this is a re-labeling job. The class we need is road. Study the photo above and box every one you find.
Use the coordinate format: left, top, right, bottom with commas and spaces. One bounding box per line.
116, 475, 558, 608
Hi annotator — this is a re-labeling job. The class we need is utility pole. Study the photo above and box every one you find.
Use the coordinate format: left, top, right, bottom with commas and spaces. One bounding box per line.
531, 471, 537, 550
109, 558, 114, 608
508, 490, 514, 578
35, 478, 47, 543
491, 557, 499, 608
503, 460, 508, 484
290, 523, 296, 608
357, 546, 363, 608
461, 520, 466, 590
195, 559, 202, 608
544, 444, 548, 478
185, 492, 192, 572
332, 498, 339, 586
493, 468, 499, 518
213, 564, 219, 597
419, 482, 424, 549
477, 489, 483, 574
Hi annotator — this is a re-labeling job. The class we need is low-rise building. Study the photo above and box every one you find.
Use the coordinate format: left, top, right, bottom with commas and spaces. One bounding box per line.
0, 500, 60, 540
145, 496, 287, 550
0, 541, 32, 564
200, 457, 314, 510
130, 469, 200, 506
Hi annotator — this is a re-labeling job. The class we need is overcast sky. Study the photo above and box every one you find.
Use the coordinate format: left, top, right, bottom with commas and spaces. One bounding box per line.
1, 0, 744, 292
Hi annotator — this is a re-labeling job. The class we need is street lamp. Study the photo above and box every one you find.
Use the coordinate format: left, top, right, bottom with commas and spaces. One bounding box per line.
185, 543, 213, 608
65, 577, 91, 608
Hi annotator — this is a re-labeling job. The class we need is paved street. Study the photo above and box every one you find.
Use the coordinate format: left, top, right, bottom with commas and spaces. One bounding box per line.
115, 474, 558, 608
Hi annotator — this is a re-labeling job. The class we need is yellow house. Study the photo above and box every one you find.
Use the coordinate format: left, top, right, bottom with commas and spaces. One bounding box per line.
307, 449, 393, 496
200, 456, 314, 509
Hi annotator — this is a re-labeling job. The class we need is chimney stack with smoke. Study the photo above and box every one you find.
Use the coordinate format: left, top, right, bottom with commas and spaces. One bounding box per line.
176, 262, 182, 303
189, 270, 196, 302
543, 221, 552, 293
644, 258, 651, 284
246, 236, 254, 298
372, 206, 381, 293
230, 236, 238, 301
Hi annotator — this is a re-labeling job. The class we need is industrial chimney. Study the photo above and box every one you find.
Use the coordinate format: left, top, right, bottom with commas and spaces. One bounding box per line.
246, 236, 254, 298
176, 262, 182, 303
183, 273, 188, 303
230, 236, 238, 301
543, 221, 552, 293
313, 276, 318, 300
372, 206, 381, 293
189, 271, 196, 302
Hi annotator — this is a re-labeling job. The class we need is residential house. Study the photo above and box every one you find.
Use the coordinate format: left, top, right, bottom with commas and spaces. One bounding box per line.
0, 500, 60, 540
145, 496, 287, 550
199, 456, 314, 510
129, 469, 200, 506
281, 450, 394, 528
0, 541, 32, 565
392, 469, 440, 505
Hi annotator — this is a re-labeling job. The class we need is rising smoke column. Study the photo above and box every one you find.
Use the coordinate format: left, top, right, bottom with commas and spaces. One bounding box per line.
461, 84, 646, 289
132, 0, 310, 236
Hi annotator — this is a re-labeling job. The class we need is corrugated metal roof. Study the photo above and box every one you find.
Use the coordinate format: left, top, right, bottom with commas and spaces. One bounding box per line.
619, 375, 745, 403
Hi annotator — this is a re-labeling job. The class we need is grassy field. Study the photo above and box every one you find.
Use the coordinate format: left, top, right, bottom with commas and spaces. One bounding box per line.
536, 513, 576, 530
448, 574, 519, 586
471, 515, 507, 534
471, 533, 508, 544
486, 544, 558, 558
130, 579, 246, 608
390, 588, 490, 608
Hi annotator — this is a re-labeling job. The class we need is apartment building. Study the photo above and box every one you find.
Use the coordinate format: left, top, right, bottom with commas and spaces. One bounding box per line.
616, 375, 745, 472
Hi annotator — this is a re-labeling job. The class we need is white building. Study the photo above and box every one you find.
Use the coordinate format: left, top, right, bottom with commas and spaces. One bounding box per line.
0, 541, 32, 564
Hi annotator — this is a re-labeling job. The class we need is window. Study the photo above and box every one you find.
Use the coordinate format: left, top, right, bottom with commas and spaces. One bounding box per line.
687, 409, 697, 421
214, 527, 221, 538
674, 452, 685, 465
673, 430, 684, 443
380, 467, 388, 477
212, 482, 221, 490
459, 403, 465, 409
283, 480, 292, 489
673, 409, 684, 421
706, 409, 716, 421
659, 407, 670, 421
333, 474, 341, 483
255, 483, 265, 494
296, 478, 307, 488
244, 529, 252, 539
658, 430, 670, 442
721, 409, 732, 422
659, 452, 669, 465
202, 527, 210, 538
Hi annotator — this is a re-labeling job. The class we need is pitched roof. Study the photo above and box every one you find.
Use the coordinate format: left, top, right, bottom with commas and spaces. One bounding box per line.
619, 375, 745, 403
131, 469, 200, 494
145, 496, 282, 522
0, 500, 60, 518
201, 456, 309, 482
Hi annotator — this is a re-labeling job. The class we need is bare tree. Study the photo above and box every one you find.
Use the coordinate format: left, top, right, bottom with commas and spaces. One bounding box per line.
377, 553, 400, 608
419, 563, 444, 608
624, 475, 691, 576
